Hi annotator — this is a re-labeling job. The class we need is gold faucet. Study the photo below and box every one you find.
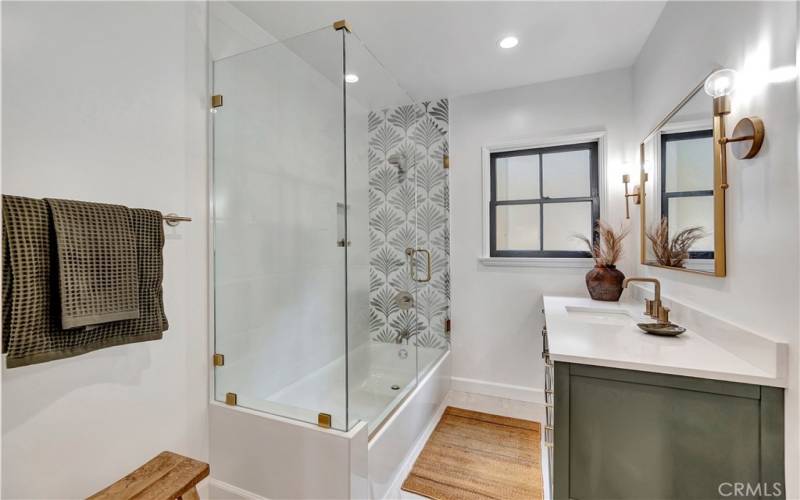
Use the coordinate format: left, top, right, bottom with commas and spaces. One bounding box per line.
622, 277, 670, 324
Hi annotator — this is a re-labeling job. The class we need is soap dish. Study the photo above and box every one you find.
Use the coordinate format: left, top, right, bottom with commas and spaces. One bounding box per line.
637, 323, 686, 337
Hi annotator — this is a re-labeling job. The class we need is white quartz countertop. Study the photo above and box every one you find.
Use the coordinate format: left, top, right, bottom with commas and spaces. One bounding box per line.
543, 296, 787, 387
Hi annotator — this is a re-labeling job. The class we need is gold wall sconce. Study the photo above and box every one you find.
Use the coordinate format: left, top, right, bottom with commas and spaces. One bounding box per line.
704, 69, 765, 190
622, 174, 642, 219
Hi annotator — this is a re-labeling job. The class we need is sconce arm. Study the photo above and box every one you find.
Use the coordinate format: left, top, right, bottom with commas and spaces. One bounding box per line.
622, 175, 641, 220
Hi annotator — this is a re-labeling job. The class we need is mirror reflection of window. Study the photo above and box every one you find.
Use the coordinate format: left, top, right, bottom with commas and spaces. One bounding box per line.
660, 130, 714, 259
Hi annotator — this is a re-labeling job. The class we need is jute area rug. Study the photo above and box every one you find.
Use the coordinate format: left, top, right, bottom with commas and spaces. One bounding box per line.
401, 406, 543, 500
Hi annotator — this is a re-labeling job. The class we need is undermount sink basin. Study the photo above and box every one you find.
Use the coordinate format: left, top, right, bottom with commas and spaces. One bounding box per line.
565, 305, 634, 326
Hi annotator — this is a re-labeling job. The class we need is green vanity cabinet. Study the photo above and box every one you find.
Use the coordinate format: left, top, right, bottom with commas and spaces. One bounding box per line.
552, 362, 785, 500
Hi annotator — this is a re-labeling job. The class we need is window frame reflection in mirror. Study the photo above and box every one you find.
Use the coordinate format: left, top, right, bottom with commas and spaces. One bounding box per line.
659, 128, 715, 261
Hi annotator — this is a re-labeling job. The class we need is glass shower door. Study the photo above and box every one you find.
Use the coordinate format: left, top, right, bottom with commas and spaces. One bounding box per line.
212, 27, 349, 430
344, 31, 431, 432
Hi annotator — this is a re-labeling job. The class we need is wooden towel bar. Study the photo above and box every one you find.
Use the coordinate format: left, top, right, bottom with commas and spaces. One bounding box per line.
88, 451, 209, 500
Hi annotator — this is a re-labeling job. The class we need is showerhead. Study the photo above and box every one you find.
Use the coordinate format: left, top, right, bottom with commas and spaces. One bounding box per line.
387, 153, 407, 173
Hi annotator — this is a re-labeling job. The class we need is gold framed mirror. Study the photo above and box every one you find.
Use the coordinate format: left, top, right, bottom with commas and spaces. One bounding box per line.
639, 70, 725, 276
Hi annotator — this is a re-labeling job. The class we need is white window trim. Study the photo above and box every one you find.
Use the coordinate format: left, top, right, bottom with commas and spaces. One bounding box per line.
480, 131, 608, 269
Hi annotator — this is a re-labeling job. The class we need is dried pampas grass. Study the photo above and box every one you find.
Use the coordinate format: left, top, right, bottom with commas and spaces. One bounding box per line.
646, 217, 706, 268
575, 220, 629, 267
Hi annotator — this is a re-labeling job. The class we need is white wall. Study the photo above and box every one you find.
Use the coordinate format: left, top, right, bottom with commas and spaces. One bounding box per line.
449, 68, 636, 401
632, 2, 800, 494
1, 2, 209, 498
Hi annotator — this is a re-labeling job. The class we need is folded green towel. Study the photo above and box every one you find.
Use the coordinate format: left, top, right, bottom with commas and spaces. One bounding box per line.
45, 198, 140, 329
2, 195, 168, 367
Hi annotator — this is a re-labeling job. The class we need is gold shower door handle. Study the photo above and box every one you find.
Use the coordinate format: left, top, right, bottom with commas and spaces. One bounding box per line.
406, 248, 432, 283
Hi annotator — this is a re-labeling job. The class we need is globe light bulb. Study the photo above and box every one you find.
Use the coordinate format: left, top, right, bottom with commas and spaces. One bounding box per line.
704, 68, 738, 98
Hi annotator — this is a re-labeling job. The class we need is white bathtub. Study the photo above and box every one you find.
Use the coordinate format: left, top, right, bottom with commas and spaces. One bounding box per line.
266, 342, 444, 433
350, 343, 444, 434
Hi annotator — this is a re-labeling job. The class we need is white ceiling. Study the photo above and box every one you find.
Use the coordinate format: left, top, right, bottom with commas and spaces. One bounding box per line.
231, 1, 666, 101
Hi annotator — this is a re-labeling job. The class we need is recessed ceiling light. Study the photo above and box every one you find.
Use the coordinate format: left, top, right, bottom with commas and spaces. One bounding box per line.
499, 36, 519, 49
345, 73, 359, 83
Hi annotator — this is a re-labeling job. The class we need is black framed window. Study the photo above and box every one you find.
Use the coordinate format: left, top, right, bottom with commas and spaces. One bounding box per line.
660, 130, 714, 260
490, 141, 599, 258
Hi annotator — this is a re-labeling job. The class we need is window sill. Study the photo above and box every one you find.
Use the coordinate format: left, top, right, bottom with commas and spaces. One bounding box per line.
478, 257, 595, 269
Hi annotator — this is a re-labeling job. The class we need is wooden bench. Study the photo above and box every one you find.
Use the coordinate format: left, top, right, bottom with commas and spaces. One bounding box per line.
88, 451, 209, 500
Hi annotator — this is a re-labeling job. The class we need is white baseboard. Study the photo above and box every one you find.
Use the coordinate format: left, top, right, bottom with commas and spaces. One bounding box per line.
447, 389, 545, 422
451, 376, 543, 403
207, 478, 267, 500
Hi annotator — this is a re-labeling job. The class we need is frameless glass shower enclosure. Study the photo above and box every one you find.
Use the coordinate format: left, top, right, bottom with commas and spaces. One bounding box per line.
212, 23, 450, 432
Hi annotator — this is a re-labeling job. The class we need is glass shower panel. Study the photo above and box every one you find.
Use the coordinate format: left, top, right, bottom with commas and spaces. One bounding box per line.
344, 31, 423, 432
212, 27, 348, 429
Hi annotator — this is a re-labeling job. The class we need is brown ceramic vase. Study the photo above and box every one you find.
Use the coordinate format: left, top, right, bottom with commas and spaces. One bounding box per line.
585, 265, 625, 301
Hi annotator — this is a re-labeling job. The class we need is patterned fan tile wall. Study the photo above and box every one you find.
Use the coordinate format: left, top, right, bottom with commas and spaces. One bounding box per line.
367, 99, 450, 349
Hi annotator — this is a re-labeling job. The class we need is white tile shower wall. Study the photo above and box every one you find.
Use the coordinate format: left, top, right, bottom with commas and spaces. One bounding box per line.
449, 69, 636, 402
1, 2, 209, 498
347, 102, 373, 358
632, 1, 799, 493
368, 100, 451, 349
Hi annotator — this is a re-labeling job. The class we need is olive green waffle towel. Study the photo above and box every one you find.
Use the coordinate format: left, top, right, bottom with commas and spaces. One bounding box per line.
44, 198, 140, 329
2, 195, 168, 367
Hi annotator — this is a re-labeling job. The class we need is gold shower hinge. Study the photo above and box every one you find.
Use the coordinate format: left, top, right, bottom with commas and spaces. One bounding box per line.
211, 95, 223, 108
318, 413, 332, 428
443, 154, 450, 169
225, 392, 237, 406
213, 353, 225, 366
332, 19, 352, 32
